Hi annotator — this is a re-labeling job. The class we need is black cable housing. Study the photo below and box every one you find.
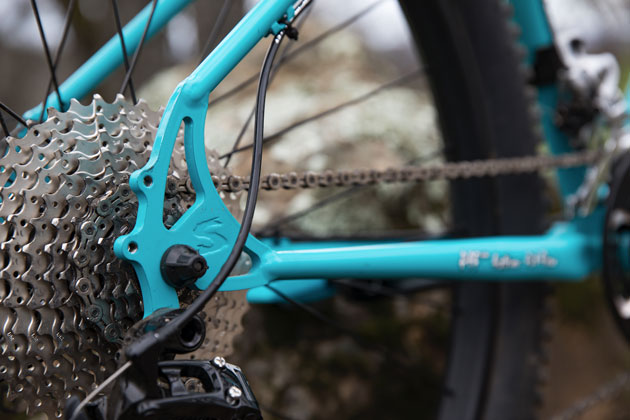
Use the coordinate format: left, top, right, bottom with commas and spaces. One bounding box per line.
125, 30, 287, 362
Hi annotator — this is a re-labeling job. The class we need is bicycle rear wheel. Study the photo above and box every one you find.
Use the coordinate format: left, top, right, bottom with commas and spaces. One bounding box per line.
0, 1, 554, 418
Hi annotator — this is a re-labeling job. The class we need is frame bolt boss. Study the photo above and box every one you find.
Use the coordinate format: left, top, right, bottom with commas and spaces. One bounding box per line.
160, 244, 208, 288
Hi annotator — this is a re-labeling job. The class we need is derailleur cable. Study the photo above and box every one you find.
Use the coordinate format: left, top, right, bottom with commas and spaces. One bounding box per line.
67, 25, 292, 420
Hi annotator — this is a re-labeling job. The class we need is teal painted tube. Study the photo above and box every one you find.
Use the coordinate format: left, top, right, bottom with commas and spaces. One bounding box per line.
249, 223, 601, 284
233, 215, 604, 303
182, 0, 295, 101
509, 0, 554, 63
24, 0, 196, 121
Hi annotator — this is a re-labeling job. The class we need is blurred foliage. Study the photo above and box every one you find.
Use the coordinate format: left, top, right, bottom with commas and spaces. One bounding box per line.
232, 293, 450, 420
554, 277, 606, 326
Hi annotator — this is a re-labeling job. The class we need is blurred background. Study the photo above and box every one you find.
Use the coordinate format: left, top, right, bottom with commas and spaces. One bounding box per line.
0, 0, 629, 419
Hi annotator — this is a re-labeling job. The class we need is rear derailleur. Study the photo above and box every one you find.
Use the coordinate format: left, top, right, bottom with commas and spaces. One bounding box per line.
65, 311, 262, 420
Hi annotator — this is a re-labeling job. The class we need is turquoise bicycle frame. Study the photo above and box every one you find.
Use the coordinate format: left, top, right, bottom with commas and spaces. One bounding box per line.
23, 0, 608, 317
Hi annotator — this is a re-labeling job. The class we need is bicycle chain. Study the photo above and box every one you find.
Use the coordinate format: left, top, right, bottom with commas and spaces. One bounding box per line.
212, 150, 601, 193
550, 370, 630, 420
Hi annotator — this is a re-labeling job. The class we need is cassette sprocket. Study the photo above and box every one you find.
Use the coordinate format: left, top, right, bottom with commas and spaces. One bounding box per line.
0, 95, 249, 417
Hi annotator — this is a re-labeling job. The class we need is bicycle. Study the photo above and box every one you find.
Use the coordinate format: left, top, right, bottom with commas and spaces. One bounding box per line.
0, 0, 628, 419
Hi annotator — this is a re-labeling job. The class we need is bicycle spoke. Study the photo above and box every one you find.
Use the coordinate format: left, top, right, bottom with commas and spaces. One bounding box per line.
278, 0, 387, 67
261, 186, 364, 235
38, 0, 77, 122
111, 0, 138, 104
209, 73, 258, 110
224, 106, 256, 167
330, 279, 449, 309
0, 101, 28, 128
223, 8, 312, 168
333, 279, 404, 298
119, 0, 158, 98
266, 284, 412, 368
208, 0, 390, 109
198, 0, 234, 64
258, 149, 443, 233
220, 70, 423, 160
265, 284, 388, 351
30, 0, 64, 112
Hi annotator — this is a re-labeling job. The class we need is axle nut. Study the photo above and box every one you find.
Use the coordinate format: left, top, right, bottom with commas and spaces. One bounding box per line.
160, 244, 208, 289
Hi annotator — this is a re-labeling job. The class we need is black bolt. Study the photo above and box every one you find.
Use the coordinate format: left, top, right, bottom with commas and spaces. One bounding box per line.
160, 245, 208, 289
285, 25, 299, 41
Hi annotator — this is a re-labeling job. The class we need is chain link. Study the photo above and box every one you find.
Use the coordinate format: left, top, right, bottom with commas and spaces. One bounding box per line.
212, 150, 602, 193
550, 370, 630, 420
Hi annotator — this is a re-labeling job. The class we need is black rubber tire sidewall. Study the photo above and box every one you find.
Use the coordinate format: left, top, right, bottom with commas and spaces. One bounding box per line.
398, 1, 549, 419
